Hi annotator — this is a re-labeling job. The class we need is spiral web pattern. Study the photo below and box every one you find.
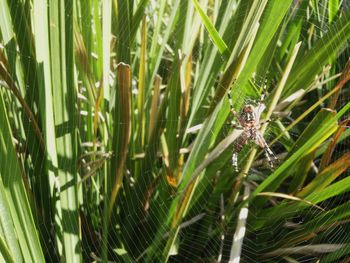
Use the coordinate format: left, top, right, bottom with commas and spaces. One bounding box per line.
0, 0, 350, 262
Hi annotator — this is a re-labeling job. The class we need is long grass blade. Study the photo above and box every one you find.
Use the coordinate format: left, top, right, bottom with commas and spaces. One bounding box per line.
191, 0, 229, 58
0, 92, 45, 262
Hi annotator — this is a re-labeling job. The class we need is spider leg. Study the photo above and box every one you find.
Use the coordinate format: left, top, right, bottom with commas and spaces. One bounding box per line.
232, 151, 238, 172
259, 114, 280, 126
263, 146, 275, 168
264, 143, 278, 168
255, 131, 278, 168
258, 119, 271, 126
227, 87, 238, 118
232, 123, 244, 130
258, 78, 268, 102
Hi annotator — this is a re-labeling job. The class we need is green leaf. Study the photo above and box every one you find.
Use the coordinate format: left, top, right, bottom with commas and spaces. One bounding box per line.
328, 0, 339, 23
0, 92, 45, 262
297, 152, 350, 197
191, 0, 229, 58
48, 0, 80, 261
284, 11, 350, 97
251, 101, 350, 206
0, 232, 14, 263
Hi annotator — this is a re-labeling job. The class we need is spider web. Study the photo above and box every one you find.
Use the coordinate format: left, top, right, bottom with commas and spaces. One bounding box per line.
0, 0, 350, 263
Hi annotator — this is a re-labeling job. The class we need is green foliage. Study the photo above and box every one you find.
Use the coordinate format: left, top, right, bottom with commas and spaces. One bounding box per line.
0, 0, 350, 262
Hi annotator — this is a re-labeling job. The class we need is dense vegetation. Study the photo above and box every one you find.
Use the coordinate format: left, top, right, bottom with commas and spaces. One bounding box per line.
0, 0, 350, 262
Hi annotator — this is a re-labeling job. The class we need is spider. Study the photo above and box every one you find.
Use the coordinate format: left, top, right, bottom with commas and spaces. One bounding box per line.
227, 86, 277, 172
